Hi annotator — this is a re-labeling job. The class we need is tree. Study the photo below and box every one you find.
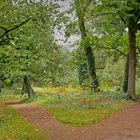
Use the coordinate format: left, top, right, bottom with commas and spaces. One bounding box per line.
74, 0, 99, 91
123, 55, 129, 93
0, 0, 59, 97
94, 0, 140, 99
118, 1, 140, 99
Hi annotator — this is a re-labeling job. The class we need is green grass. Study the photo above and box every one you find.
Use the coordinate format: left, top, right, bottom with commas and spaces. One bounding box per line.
1, 87, 135, 128
31, 88, 135, 127
0, 88, 25, 103
0, 105, 45, 140
47, 98, 133, 127
48, 105, 121, 127
0, 94, 22, 103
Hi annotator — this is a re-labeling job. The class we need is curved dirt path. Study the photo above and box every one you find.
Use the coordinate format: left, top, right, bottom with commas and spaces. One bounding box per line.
9, 102, 140, 140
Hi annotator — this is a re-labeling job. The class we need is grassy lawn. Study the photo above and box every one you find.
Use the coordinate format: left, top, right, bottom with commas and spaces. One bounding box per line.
1, 87, 135, 128
0, 88, 24, 103
32, 87, 135, 127
47, 100, 132, 127
0, 105, 44, 140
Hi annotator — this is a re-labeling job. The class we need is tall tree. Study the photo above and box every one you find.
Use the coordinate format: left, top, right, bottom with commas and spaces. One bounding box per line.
121, 1, 140, 99
74, 0, 99, 91
0, 0, 59, 97
98, 0, 140, 99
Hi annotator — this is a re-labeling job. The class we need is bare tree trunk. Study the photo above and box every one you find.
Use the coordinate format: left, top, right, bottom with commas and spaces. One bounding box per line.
23, 75, 36, 98
128, 28, 137, 99
123, 55, 129, 93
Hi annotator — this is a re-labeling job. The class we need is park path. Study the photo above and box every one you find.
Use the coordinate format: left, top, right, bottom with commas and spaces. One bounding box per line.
8, 102, 140, 140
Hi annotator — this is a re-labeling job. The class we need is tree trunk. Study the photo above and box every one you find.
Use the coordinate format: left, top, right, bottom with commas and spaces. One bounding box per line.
21, 81, 27, 96
78, 62, 89, 86
23, 75, 36, 98
84, 46, 99, 91
123, 55, 129, 93
0, 79, 2, 96
78, 18, 99, 91
128, 28, 137, 99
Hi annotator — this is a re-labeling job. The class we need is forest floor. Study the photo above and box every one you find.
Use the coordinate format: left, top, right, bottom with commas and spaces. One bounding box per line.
8, 101, 140, 140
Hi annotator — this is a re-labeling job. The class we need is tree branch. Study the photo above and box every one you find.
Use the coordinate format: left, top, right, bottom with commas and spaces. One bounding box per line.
98, 46, 127, 56
0, 25, 10, 39
87, 12, 117, 21
112, 47, 127, 56
0, 17, 32, 39
119, 15, 127, 24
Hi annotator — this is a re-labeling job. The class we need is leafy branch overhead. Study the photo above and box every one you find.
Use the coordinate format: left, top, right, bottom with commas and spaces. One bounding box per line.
0, 17, 32, 39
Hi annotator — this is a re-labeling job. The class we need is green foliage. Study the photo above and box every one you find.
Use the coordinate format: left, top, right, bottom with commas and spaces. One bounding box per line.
0, 0, 140, 99
0, 0, 64, 87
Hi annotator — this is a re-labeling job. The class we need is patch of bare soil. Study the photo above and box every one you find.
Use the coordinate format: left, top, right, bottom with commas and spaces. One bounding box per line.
10, 102, 140, 140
